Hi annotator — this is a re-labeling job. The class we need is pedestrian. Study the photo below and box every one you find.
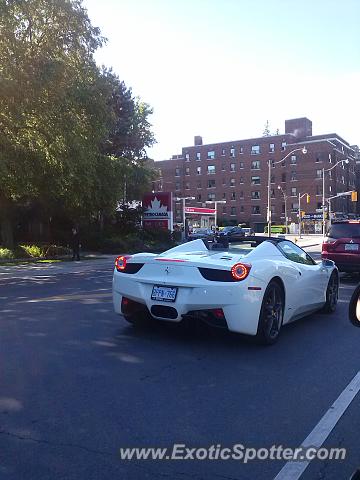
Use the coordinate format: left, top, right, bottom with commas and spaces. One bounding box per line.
71, 227, 80, 261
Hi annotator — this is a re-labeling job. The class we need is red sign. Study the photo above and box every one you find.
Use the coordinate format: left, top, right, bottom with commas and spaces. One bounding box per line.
185, 207, 216, 215
142, 192, 173, 230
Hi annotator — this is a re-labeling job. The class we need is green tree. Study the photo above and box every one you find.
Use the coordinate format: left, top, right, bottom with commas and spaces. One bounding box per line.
0, 0, 112, 246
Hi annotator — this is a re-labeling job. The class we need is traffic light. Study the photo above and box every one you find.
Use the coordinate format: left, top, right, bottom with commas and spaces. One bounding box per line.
301, 211, 305, 218
306, 194, 310, 204
351, 191, 358, 202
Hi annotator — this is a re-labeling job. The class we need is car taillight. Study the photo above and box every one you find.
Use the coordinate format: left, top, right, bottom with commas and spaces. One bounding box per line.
115, 255, 131, 271
231, 263, 251, 281
322, 238, 336, 252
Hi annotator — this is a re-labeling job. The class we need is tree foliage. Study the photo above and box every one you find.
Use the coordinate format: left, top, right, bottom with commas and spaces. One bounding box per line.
0, 0, 156, 247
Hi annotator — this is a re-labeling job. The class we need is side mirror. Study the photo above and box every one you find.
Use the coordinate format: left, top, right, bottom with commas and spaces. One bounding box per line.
322, 259, 335, 267
349, 284, 360, 327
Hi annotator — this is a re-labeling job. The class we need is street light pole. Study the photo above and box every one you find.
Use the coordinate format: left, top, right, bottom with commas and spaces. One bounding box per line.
267, 146, 307, 237
322, 158, 349, 236
174, 196, 195, 241
277, 185, 288, 234
298, 192, 310, 238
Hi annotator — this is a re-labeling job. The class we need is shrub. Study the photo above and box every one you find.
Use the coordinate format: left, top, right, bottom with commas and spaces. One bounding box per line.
0, 247, 14, 259
20, 244, 43, 257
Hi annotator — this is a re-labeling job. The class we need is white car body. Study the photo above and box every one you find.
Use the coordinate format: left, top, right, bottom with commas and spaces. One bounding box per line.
112, 238, 338, 338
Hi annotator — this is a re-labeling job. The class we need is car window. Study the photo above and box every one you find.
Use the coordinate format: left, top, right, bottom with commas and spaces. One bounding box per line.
277, 241, 316, 266
327, 223, 360, 239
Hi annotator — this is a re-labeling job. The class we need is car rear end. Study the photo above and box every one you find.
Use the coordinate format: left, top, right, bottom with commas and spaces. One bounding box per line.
322, 221, 360, 272
112, 240, 267, 335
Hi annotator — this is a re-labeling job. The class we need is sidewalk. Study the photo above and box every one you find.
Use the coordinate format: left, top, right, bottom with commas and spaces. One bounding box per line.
278, 234, 323, 248
0, 255, 115, 279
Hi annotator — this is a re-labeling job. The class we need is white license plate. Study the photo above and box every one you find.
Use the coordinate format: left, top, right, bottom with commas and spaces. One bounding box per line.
345, 244, 359, 251
151, 285, 178, 302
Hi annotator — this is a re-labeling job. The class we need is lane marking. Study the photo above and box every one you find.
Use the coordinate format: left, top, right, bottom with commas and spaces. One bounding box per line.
274, 371, 360, 480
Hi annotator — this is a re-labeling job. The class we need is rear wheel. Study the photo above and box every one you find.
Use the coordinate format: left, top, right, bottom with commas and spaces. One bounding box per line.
322, 272, 339, 313
256, 281, 284, 345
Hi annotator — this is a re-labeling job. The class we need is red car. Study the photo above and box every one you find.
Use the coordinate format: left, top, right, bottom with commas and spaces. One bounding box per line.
322, 220, 360, 272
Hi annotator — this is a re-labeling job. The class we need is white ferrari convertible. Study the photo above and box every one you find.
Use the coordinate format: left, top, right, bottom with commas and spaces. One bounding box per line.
112, 237, 339, 344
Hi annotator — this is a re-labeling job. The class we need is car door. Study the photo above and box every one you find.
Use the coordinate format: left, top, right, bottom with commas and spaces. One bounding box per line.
277, 241, 328, 315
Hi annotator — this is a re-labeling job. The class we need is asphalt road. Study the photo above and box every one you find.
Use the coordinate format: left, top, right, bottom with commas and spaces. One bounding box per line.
1, 249, 360, 480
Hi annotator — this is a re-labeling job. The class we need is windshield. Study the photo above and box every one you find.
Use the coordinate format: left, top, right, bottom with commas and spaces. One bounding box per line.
222, 226, 234, 232
192, 228, 209, 234
327, 223, 360, 239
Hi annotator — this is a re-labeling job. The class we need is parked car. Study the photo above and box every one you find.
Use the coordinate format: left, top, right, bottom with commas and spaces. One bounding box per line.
242, 227, 255, 236
187, 227, 214, 241
216, 226, 245, 241
322, 220, 360, 272
113, 237, 339, 345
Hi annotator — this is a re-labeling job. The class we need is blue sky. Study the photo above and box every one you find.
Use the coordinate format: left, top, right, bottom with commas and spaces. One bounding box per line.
83, 0, 360, 160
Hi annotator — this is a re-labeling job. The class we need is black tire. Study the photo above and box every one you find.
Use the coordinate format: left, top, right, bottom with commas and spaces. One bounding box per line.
322, 272, 339, 313
256, 280, 284, 345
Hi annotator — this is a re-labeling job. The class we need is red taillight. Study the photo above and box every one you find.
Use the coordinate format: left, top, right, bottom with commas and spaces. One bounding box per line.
115, 255, 131, 272
212, 308, 224, 319
322, 242, 335, 252
231, 263, 251, 281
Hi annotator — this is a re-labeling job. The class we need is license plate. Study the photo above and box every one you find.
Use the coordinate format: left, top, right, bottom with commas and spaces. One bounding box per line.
345, 244, 359, 251
151, 285, 178, 302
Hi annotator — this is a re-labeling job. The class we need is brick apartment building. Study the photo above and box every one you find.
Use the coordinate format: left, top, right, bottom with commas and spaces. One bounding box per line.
154, 118, 358, 232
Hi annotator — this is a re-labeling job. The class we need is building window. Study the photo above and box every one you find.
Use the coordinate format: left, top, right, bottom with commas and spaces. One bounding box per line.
175, 182, 180, 190
317, 202, 322, 209
239, 162, 244, 169
207, 165, 216, 174
239, 146, 244, 154
231, 191, 236, 200
269, 143, 275, 153
185, 182, 190, 190
222, 178, 226, 185
291, 187, 297, 197
222, 192, 226, 199
230, 163, 236, 172
185, 153, 190, 162
230, 178, 235, 187
329, 185, 332, 193
207, 150, 215, 159
240, 177, 244, 184
230, 147, 235, 157
197, 194, 202, 202
221, 148, 226, 156
175, 167, 180, 176
316, 169, 323, 179
207, 179, 216, 188
230, 206, 236, 216
222, 206, 227, 214
281, 141, 286, 151
252, 206, 261, 214
316, 185, 322, 195
185, 167, 190, 175
291, 203, 299, 212
251, 176, 261, 185
221, 163, 226, 171
197, 180, 202, 189
251, 145, 260, 155
281, 173, 286, 182
271, 159, 275, 168
315, 153, 321, 163
251, 160, 260, 169
270, 174, 275, 184
240, 191, 244, 198
196, 152, 201, 161
251, 191, 260, 199
290, 155, 297, 165
291, 171, 297, 181
196, 166, 201, 175
271, 189, 275, 198
240, 205, 244, 212
208, 192, 216, 201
